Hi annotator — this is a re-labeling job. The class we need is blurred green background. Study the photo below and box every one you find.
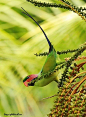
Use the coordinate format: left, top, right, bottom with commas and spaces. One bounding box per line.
0, 0, 86, 117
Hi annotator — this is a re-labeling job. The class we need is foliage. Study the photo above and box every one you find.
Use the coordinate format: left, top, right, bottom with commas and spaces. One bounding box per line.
27, 0, 86, 21
0, 0, 86, 117
48, 59, 86, 117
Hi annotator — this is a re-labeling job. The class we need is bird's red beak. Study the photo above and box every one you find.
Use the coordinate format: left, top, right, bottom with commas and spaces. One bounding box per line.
24, 81, 28, 87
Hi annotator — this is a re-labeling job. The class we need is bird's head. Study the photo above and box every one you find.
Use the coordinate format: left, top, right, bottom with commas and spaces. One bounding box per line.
23, 74, 38, 87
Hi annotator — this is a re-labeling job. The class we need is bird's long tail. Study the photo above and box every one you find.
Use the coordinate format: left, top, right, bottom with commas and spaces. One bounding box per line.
21, 7, 53, 51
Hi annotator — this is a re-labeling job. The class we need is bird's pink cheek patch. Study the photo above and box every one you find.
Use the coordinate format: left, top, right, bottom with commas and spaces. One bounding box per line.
27, 74, 38, 82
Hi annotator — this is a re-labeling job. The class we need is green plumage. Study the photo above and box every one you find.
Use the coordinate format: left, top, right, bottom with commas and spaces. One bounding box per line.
41, 47, 57, 74
35, 46, 58, 87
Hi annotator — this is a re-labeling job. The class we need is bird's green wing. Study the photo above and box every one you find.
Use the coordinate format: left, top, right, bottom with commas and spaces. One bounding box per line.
35, 48, 57, 86
41, 48, 57, 75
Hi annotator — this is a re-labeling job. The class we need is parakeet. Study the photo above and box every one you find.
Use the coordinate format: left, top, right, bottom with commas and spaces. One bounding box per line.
22, 7, 58, 87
